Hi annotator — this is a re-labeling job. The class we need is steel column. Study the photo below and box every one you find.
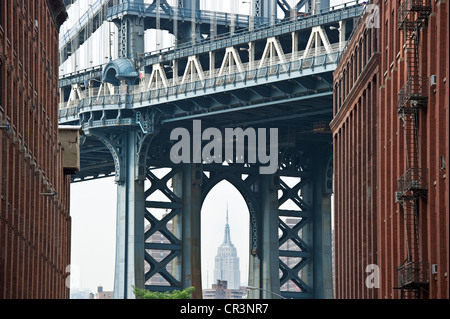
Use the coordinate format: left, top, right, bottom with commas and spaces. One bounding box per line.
86, 126, 149, 299
246, 172, 281, 299
171, 171, 183, 287
257, 0, 276, 25
177, 0, 201, 44
300, 170, 314, 294
112, 128, 146, 299
260, 174, 281, 298
116, 0, 145, 60
312, 146, 333, 298
178, 163, 203, 298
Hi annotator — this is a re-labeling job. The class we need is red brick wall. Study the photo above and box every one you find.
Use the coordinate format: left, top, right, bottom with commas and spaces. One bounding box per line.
378, 0, 449, 299
332, 0, 449, 299
330, 5, 380, 298
0, 0, 70, 298
421, 0, 449, 299
378, 0, 404, 299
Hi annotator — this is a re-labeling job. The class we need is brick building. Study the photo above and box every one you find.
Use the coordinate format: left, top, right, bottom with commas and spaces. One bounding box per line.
94, 285, 113, 299
330, 1, 381, 299
0, 0, 72, 298
331, 0, 449, 299
202, 280, 247, 299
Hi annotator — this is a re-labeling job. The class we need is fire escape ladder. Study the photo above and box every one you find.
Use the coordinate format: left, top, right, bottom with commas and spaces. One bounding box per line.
401, 200, 421, 262
400, 111, 420, 170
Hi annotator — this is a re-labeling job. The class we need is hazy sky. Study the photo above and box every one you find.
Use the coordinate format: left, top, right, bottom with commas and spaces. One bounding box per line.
69, 176, 250, 293
70, 178, 117, 293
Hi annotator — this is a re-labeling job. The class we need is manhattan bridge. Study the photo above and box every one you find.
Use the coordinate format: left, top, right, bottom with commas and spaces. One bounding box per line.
58, 0, 367, 299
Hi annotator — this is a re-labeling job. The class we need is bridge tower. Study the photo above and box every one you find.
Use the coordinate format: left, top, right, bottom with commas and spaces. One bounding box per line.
57, 0, 365, 299
177, 0, 201, 44
114, 0, 145, 61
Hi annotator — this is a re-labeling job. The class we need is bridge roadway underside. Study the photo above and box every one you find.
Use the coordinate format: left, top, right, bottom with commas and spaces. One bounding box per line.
72, 80, 333, 182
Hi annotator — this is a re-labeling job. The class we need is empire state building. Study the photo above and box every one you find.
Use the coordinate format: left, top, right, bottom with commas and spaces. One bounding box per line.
213, 208, 241, 289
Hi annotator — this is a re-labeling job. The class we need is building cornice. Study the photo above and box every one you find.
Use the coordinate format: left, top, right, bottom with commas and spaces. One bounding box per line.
46, 0, 68, 31
330, 52, 380, 134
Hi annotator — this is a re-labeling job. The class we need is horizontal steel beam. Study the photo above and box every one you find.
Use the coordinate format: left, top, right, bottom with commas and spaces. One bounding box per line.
279, 249, 312, 258
145, 201, 182, 209
160, 90, 332, 123
279, 209, 312, 218
144, 242, 181, 251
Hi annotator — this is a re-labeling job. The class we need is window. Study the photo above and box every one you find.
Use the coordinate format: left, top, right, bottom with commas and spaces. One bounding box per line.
359, 40, 362, 74
334, 83, 338, 114
343, 70, 346, 97
385, 20, 389, 72
397, 0, 402, 54
13, 5, 17, 49
370, 28, 378, 54
350, 57, 353, 86
391, 10, 394, 65
6, 70, 11, 120
6, 0, 10, 39
34, 53, 37, 90
0, 61, 2, 112
0, 1, 3, 29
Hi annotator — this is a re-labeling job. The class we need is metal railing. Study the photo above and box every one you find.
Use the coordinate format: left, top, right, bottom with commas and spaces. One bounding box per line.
397, 261, 429, 288
398, 0, 432, 28
397, 76, 428, 111
58, 48, 341, 120
397, 167, 428, 197
59, 64, 106, 88
106, 2, 267, 27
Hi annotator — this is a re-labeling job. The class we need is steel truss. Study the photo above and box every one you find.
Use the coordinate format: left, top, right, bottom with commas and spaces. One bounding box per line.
141, 131, 333, 299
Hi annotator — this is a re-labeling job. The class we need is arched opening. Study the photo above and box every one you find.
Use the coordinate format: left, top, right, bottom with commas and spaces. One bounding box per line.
103, 67, 119, 86
201, 179, 250, 298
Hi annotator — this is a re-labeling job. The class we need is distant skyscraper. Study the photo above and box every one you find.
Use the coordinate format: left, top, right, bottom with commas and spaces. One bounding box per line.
213, 206, 241, 290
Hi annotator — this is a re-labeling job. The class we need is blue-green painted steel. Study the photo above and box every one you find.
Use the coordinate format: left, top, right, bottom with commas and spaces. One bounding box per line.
259, 174, 281, 299
58, 0, 364, 299
312, 146, 333, 299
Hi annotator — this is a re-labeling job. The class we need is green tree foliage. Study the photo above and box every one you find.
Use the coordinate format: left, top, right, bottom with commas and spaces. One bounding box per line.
133, 286, 195, 299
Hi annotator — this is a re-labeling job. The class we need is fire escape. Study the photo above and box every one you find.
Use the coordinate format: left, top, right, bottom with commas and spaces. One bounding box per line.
395, 0, 431, 299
